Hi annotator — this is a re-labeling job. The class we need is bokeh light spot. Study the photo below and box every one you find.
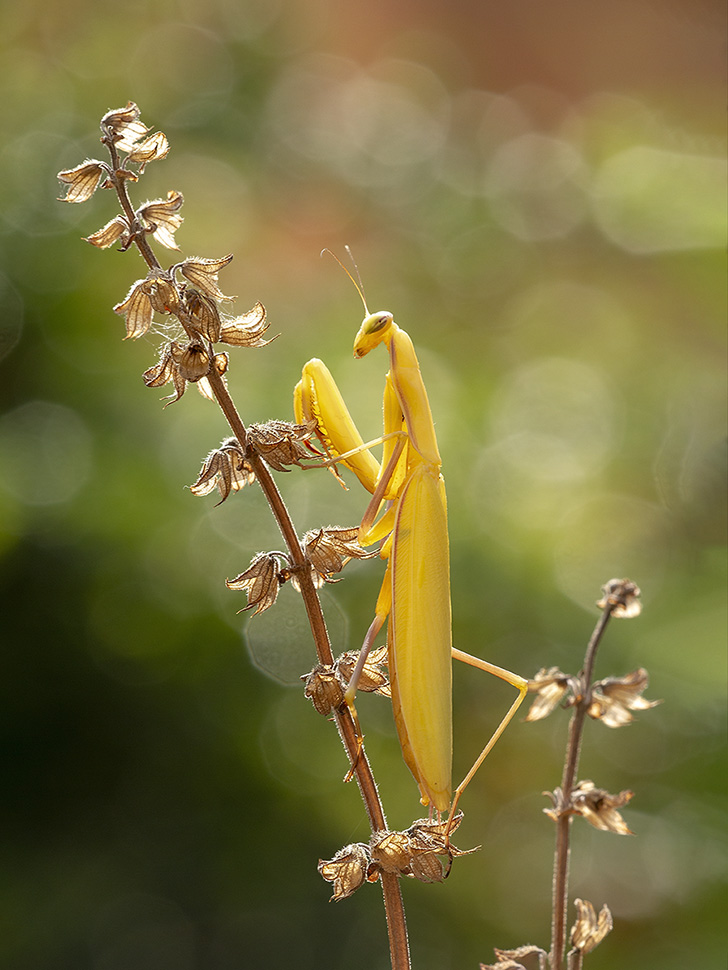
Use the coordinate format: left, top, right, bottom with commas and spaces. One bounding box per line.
245, 587, 347, 686
0, 400, 92, 506
592, 146, 727, 253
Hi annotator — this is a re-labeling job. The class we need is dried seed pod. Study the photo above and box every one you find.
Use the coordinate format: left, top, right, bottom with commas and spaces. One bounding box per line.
302, 663, 346, 716
588, 668, 661, 728
336, 645, 390, 698
248, 421, 317, 471
302, 527, 378, 584
318, 843, 370, 901
597, 578, 641, 617
226, 553, 284, 616
190, 438, 255, 503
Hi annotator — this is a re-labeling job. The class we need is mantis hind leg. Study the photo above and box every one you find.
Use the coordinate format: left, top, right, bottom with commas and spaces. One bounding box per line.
445, 650, 529, 839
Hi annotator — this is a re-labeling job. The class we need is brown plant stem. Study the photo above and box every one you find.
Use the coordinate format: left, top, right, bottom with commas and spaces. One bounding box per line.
550, 605, 614, 970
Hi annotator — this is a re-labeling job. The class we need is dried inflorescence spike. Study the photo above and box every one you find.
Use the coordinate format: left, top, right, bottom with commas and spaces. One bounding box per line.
180, 255, 235, 301
247, 420, 318, 472
480, 944, 549, 970
138, 190, 184, 250
597, 578, 642, 618
524, 667, 574, 722
587, 667, 661, 728
570, 898, 613, 954
57, 159, 110, 204
318, 843, 371, 901
190, 437, 255, 502
226, 553, 285, 615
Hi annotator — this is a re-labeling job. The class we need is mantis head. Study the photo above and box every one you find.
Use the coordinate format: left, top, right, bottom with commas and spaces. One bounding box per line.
354, 310, 394, 358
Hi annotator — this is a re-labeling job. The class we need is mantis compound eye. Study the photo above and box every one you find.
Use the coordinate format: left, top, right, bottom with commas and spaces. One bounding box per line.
365, 312, 393, 334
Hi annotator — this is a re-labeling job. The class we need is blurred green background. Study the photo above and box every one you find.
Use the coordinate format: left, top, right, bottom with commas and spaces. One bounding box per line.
0, 1, 725, 968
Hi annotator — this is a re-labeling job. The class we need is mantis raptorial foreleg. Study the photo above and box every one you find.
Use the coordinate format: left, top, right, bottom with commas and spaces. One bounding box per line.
296, 264, 527, 824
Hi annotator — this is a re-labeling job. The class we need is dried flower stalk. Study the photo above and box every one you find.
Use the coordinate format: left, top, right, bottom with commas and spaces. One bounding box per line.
58, 102, 410, 970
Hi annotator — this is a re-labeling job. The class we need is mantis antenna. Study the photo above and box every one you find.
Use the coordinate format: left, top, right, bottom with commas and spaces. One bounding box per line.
321, 247, 370, 315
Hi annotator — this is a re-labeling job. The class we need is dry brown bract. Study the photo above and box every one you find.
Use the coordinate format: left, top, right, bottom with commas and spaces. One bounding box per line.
570, 898, 613, 955
544, 780, 634, 834
587, 668, 661, 728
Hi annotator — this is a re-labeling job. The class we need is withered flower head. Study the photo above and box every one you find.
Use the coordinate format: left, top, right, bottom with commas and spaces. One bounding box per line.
405, 812, 477, 882
588, 667, 661, 728
84, 215, 130, 249
226, 553, 284, 616
369, 830, 413, 875
301, 527, 378, 586
180, 255, 234, 302
480, 945, 549, 970
170, 340, 211, 382
138, 190, 184, 250
247, 420, 317, 472
570, 898, 613, 954
190, 437, 255, 503
569, 780, 634, 834
143, 339, 211, 404
597, 578, 642, 618
181, 288, 222, 342
143, 342, 186, 403
57, 159, 110, 204
303, 663, 346, 716
114, 273, 178, 339
125, 131, 170, 172
336, 645, 390, 698
318, 843, 370, 901
101, 102, 149, 151
369, 813, 475, 884
219, 303, 274, 348
525, 667, 572, 722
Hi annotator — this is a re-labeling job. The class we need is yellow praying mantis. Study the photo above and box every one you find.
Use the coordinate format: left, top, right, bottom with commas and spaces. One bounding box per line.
295, 256, 528, 830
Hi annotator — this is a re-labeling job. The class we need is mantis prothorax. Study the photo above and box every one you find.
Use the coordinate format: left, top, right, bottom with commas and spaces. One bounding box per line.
295, 258, 528, 829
